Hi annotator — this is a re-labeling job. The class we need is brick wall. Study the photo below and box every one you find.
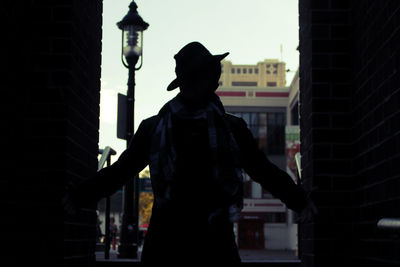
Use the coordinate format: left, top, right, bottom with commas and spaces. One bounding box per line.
299, 1, 354, 266
352, 1, 400, 266
2, 1, 102, 266
299, 0, 400, 266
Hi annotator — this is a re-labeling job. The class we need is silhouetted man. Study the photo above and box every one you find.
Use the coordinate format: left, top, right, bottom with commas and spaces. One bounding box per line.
69, 42, 317, 265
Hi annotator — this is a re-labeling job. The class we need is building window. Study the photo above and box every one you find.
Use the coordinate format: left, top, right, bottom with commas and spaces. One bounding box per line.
262, 189, 273, 199
255, 68, 258, 74
267, 82, 277, 87
232, 81, 258, 86
243, 68, 247, 74
273, 70, 277, 74
266, 70, 270, 74
264, 212, 286, 223
251, 181, 262, 198
249, 69, 253, 74
267, 112, 286, 155
237, 68, 241, 74
266, 64, 271, 68
243, 173, 252, 198
231, 111, 286, 156
291, 101, 299, 125
231, 68, 235, 74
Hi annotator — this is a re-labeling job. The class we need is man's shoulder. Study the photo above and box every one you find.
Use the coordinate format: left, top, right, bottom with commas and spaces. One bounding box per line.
224, 113, 247, 128
142, 115, 159, 124
139, 112, 248, 132
140, 115, 160, 130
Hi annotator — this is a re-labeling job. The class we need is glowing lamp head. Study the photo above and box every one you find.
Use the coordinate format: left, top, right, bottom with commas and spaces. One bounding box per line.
117, 1, 149, 63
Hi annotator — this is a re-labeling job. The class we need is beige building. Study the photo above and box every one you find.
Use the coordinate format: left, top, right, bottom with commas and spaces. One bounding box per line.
220, 59, 287, 88
218, 59, 290, 110
217, 59, 300, 252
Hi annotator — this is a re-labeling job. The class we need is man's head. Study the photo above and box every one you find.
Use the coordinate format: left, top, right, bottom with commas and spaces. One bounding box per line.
167, 42, 229, 106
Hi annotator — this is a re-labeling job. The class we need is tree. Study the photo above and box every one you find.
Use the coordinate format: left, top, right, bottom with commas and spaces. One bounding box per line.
139, 191, 153, 225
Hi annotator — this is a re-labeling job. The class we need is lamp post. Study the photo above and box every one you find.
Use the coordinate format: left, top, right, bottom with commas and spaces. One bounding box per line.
117, 1, 148, 259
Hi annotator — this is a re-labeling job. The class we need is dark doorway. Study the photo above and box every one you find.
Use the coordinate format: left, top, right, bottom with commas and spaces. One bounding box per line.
238, 219, 265, 249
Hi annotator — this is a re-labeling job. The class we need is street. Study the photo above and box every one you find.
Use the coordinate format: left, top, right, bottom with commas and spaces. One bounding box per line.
96, 248, 299, 262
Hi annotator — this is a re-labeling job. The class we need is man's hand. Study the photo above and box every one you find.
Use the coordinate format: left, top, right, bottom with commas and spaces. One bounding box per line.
297, 197, 318, 223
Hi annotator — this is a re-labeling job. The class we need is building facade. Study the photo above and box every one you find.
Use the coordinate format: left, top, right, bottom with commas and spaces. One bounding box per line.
218, 60, 300, 251
220, 59, 287, 88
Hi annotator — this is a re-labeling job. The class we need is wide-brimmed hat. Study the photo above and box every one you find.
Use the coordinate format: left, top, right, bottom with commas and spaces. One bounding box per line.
167, 42, 229, 91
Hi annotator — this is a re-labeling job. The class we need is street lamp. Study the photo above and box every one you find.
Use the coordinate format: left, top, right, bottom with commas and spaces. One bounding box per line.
117, 1, 148, 259
117, 1, 149, 69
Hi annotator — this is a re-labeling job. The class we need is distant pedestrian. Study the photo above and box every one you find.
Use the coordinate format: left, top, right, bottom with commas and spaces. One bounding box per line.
109, 217, 118, 250
68, 42, 317, 265
96, 214, 103, 244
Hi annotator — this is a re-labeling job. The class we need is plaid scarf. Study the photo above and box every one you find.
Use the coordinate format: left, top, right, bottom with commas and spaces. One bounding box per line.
149, 93, 244, 223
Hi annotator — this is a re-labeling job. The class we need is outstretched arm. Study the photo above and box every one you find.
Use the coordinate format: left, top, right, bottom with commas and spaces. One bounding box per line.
233, 117, 308, 213
71, 120, 151, 206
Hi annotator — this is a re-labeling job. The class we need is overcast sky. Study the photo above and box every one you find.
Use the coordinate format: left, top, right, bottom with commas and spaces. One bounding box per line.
99, 0, 299, 159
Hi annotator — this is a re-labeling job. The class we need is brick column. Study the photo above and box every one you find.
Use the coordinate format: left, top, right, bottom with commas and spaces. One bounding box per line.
299, 0, 400, 266
299, 1, 354, 266
1, 1, 102, 266
351, 1, 400, 266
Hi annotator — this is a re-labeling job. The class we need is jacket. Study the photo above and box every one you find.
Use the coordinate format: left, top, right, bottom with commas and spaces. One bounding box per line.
76, 111, 307, 264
